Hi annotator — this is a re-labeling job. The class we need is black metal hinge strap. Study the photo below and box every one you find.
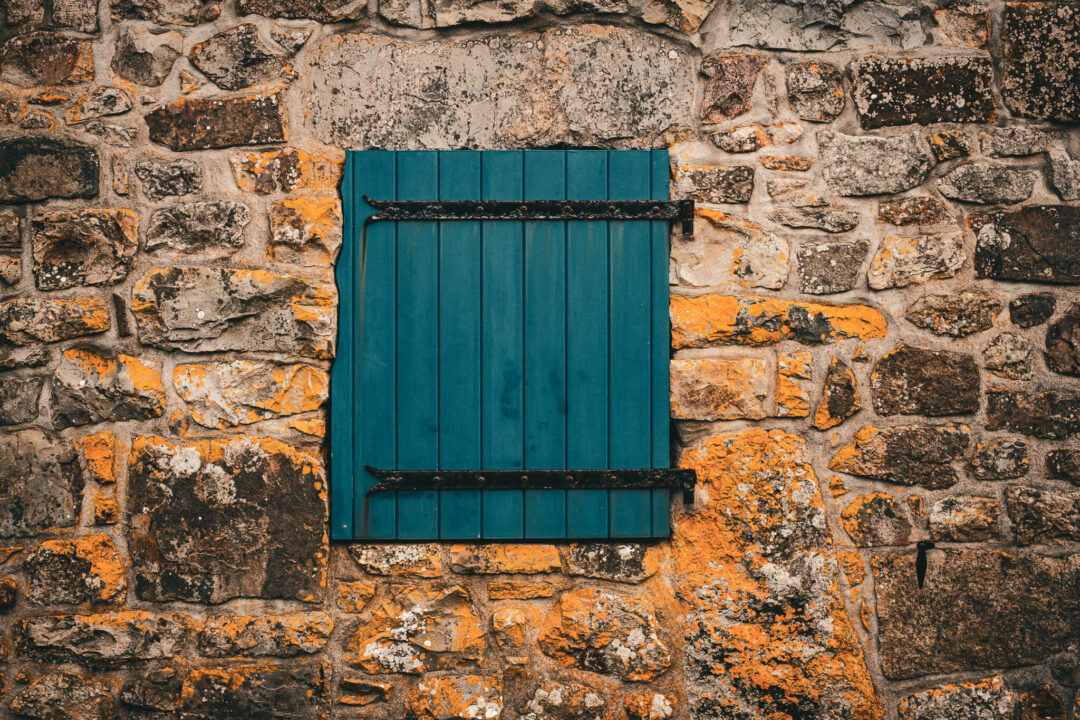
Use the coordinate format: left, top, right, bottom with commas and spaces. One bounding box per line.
365, 465, 697, 505
363, 197, 696, 235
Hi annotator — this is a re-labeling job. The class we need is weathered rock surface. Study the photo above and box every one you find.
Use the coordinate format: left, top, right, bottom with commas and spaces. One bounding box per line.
670, 356, 769, 420
133, 158, 201, 199
930, 128, 971, 160
986, 388, 1080, 438
144, 201, 250, 258
813, 357, 859, 430
18, 611, 190, 664
32, 209, 139, 290
0, 136, 99, 203
131, 266, 336, 358
271, 26, 313, 54
345, 585, 484, 673
146, 93, 287, 151
179, 660, 330, 719
109, 0, 220, 24
348, 544, 443, 577
670, 294, 887, 348
8, 671, 116, 720
819, 131, 936, 196
776, 351, 813, 418
237, 0, 364, 21
700, 54, 765, 123
0, 212, 20, 285
53, 0, 100, 31
1048, 150, 1080, 201
937, 162, 1036, 204
905, 292, 1002, 337
972, 438, 1029, 480
1006, 485, 1080, 544
1002, 1, 1080, 122
1045, 302, 1080, 376
771, 204, 858, 233
0, 430, 82, 537
871, 346, 980, 416
126, 436, 327, 603
841, 493, 911, 547
984, 332, 1033, 380
308, 27, 692, 148
934, 3, 990, 48
50, 347, 164, 429
830, 424, 971, 489
898, 676, 1014, 720
0, 376, 43, 425
405, 675, 502, 720
929, 497, 1000, 542
0, 297, 109, 345
727, 0, 923, 51
66, 87, 133, 124
676, 429, 882, 719
874, 549, 1080, 678
796, 238, 868, 295
266, 196, 342, 267
565, 544, 658, 583
672, 164, 754, 204
190, 24, 288, 90
198, 612, 333, 657
851, 56, 996, 128
671, 210, 787, 289
174, 360, 328, 428
111, 26, 183, 87
538, 588, 671, 681
980, 126, 1053, 157
24, 534, 127, 606
710, 124, 771, 153
868, 232, 965, 290
520, 681, 604, 720
230, 147, 344, 195
449, 544, 561, 574
1010, 292, 1056, 327
759, 154, 811, 171
785, 60, 844, 122
972, 206, 1080, 284
0, 32, 93, 87
1048, 449, 1080, 485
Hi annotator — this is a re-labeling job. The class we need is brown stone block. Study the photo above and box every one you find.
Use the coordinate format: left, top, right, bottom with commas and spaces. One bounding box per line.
851, 55, 996, 128
31, 208, 139, 290
24, 534, 127, 606
145, 92, 287, 151
0, 32, 93, 87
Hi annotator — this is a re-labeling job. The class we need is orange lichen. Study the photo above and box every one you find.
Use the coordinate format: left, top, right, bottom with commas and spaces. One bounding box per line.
79, 430, 116, 484
336, 580, 376, 613
487, 581, 556, 600
34, 535, 127, 604
839, 552, 865, 588
776, 352, 813, 418
229, 147, 345, 195
448, 544, 561, 574
492, 607, 527, 647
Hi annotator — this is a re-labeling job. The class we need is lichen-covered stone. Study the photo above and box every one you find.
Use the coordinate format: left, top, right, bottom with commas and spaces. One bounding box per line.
728, 0, 924, 50
271, 26, 314, 53
336, 580, 375, 613
66, 87, 132, 124
1005, 485, 1080, 545
841, 493, 912, 547
898, 676, 1014, 720
624, 691, 674, 720
173, 360, 328, 428
1002, 1, 1080, 122
565, 543, 659, 583
776, 351, 813, 418
871, 346, 980, 417
492, 607, 526, 648
131, 266, 336, 358
0, 577, 16, 610
671, 210, 785, 289
1048, 449, 1080, 485
785, 60, 843, 122
813, 357, 859, 430
986, 388, 1080, 439
0, 136, 98, 203
0, 346, 50, 371
868, 232, 965, 290
766, 177, 809, 197
796, 238, 869, 295
1010, 292, 1056, 327
972, 206, 1080, 284
118, 665, 183, 712
886, 196, 951, 226
905, 292, 1002, 337
1045, 303, 1080, 376
874, 549, 1080, 678
266, 196, 342, 267
670, 294, 887, 348
109, 0, 220, 24
24, 534, 126, 606
405, 675, 502, 720
146, 93, 287, 151
488, 580, 554, 600
851, 56, 996, 128
929, 128, 971, 160
145, 201, 250, 258
50, 347, 165, 429
1048, 150, 1080, 201
198, 612, 333, 657
53, 0, 100, 30
18, 611, 190, 665
819, 130, 936, 196
31, 208, 139, 290
676, 429, 882, 719
237, 0, 364, 20
980, 126, 1053, 157
972, 439, 1029, 480
0, 297, 109, 344
710, 124, 771, 153
230, 147, 344, 195
759, 154, 811, 171
934, 3, 991, 48
937, 162, 1036, 204
179, 660, 330, 719
339, 676, 391, 707
640, 0, 709, 34
448, 544, 561, 574
520, 681, 605, 720
111, 27, 182, 87
127, 436, 327, 603
0, 212, 20, 286
929, 497, 1000, 541
190, 24, 288, 91
0, 376, 43, 425
0, 32, 93, 87
830, 424, 971, 489
0, 430, 82, 537
8, 671, 116, 720
672, 164, 754, 204
348, 544, 443, 577
670, 356, 769, 420
699, 54, 765, 123
539, 588, 671, 681
133, 158, 201, 199
770, 203, 858, 233
345, 585, 485, 673
308, 27, 691, 148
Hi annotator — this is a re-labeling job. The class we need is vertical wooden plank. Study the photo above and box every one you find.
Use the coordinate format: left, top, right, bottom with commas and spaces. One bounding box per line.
438, 150, 482, 540
523, 150, 567, 539
395, 151, 440, 539
608, 151, 653, 538
354, 151, 398, 539
565, 150, 609, 539
650, 149, 672, 537
480, 151, 525, 539
330, 152, 357, 540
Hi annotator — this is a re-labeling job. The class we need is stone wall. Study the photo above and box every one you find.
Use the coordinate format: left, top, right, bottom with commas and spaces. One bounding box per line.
0, 0, 1079, 717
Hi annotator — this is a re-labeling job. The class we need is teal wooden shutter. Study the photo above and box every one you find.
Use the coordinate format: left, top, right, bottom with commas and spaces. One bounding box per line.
332, 150, 672, 541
